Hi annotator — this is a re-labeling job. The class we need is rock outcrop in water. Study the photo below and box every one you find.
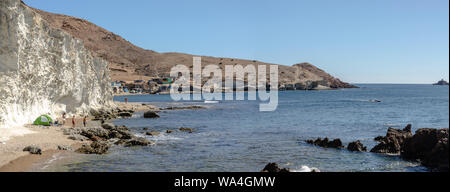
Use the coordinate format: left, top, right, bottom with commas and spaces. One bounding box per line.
370, 124, 413, 154
261, 163, 290, 173
433, 79, 449, 86
371, 125, 448, 172
402, 128, 449, 172
306, 138, 344, 149
0, 0, 114, 130
347, 140, 367, 152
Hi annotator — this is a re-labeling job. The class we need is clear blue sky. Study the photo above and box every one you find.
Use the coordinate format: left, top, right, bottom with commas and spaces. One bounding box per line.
24, 0, 449, 84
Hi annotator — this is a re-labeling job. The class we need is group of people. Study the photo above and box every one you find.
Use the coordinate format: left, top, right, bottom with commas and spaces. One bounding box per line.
61, 113, 88, 128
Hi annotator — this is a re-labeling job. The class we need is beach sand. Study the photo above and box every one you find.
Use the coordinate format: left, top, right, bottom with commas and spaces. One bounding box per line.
0, 125, 89, 172
0, 102, 159, 172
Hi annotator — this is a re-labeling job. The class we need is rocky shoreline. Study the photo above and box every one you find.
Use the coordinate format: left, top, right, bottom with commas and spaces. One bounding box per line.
1, 104, 448, 172
304, 124, 449, 172
0, 102, 208, 171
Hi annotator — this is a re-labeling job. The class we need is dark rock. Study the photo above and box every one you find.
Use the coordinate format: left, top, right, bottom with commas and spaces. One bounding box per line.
109, 130, 123, 139
402, 128, 449, 172
370, 124, 413, 154
179, 127, 194, 133
62, 128, 82, 136
166, 130, 174, 134
23, 146, 42, 155
68, 134, 89, 141
117, 130, 133, 140
347, 141, 367, 152
146, 132, 160, 136
143, 128, 149, 130
261, 163, 290, 172
118, 112, 133, 117
89, 135, 102, 142
306, 137, 344, 149
76, 142, 109, 154
57, 145, 72, 151
374, 136, 384, 142
433, 79, 449, 86
328, 139, 344, 148
114, 139, 127, 145
143, 111, 160, 118
101, 123, 115, 130
81, 127, 111, 141
124, 137, 154, 147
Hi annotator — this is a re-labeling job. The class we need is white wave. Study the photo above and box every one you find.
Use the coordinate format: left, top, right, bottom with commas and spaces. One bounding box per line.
149, 133, 183, 142
291, 165, 321, 172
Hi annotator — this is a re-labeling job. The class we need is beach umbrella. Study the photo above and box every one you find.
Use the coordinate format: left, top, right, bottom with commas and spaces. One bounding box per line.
33, 114, 53, 126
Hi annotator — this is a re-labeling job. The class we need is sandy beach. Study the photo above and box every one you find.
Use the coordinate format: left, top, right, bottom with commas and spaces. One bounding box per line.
0, 125, 88, 172
0, 102, 158, 172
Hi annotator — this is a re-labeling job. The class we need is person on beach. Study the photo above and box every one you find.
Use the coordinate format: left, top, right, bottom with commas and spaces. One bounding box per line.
83, 116, 87, 127
72, 115, 76, 128
125, 97, 128, 104
62, 112, 66, 126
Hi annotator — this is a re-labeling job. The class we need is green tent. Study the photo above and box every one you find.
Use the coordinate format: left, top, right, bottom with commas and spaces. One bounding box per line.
33, 114, 53, 126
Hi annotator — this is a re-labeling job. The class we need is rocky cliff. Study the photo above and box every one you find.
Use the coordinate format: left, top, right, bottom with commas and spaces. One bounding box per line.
32, 4, 356, 89
0, 0, 113, 130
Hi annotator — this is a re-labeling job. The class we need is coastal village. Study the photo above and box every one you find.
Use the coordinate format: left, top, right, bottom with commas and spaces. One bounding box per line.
111, 76, 175, 95
113, 77, 449, 95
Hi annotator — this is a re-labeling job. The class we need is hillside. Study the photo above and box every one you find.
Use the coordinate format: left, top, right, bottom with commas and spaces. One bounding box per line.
29, 2, 356, 89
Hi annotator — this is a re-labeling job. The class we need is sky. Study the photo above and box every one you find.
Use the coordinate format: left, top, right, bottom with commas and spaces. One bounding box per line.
24, 0, 449, 84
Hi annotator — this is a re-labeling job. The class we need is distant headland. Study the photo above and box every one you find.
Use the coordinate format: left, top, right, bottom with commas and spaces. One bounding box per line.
433, 79, 449, 86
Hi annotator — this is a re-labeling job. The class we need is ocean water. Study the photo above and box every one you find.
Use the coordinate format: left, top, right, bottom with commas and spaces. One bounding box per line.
53, 84, 449, 172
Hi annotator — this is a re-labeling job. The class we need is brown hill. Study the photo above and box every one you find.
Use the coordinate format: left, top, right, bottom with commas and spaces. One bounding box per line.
28, 2, 356, 89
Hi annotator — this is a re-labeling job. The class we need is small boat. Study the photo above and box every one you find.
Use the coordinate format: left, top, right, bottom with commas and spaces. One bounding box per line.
204, 100, 219, 104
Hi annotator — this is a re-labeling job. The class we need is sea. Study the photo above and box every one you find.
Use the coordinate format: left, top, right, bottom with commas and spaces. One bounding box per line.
38, 84, 449, 172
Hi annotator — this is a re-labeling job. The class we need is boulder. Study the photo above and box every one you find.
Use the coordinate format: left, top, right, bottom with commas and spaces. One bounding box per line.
101, 123, 115, 130
124, 137, 154, 147
306, 138, 344, 149
146, 132, 160, 136
114, 139, 128, 145
179, 127, 194, 133
347, 141, 367, 152
109, 131, 123, 139
57, 145, 72, 151
117, 130, 133, 140
328, 139, 344, 148
76, 142, 109, 154
81, 127, 111, 141
118, 112, 133, 117
166, 130, 174, 134
261, 163, 290, 172
143, 111, 160, 118
68, 134, 89, 141
23, 146, 42, 155
63, 128, 82, 136
402, 128, 449, 172
370, 124, 413, 154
